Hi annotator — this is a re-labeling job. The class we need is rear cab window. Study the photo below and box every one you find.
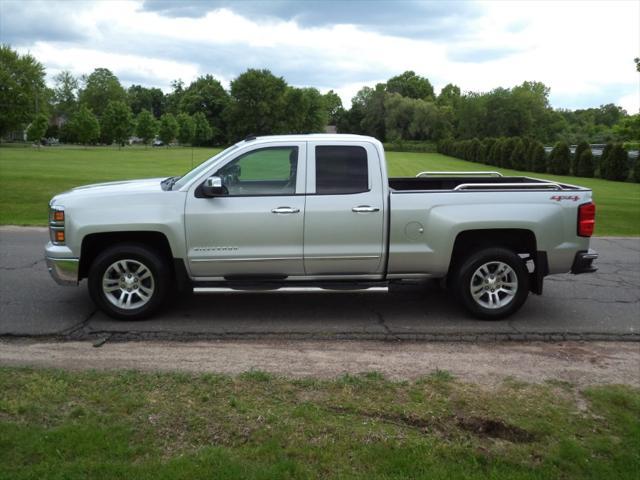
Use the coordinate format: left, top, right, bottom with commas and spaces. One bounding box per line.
315, 145, 369, 194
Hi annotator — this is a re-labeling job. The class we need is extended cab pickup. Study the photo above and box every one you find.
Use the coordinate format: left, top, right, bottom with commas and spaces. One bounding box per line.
45, 134, 598, 320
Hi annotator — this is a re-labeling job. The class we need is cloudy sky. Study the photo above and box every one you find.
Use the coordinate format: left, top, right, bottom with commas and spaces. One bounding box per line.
2, 0, 638, 111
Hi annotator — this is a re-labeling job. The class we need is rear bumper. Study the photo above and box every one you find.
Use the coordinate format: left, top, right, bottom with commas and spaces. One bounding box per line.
570, 249, 598, 274
46, 256, 79, 286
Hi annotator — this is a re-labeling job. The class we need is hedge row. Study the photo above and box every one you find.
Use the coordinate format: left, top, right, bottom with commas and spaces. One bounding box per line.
437, 138, 639, 182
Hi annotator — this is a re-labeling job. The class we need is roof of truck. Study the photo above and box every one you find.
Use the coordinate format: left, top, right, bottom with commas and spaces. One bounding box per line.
239, 133, 380, 144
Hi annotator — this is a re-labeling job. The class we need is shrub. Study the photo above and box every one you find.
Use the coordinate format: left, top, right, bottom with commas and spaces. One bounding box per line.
573, 141, 590, 175
575, 148, 595, 178
601, 144, 629, 181
500, 137, 517, 169
633, 161, 640, 183
598, 143, 612, 177
488, 138, 503, 166
469, 138, 482, 163
548, 141, 570, 175
480, 138, 496, 165
509, 138, 527, 170
528, 141, 547, 173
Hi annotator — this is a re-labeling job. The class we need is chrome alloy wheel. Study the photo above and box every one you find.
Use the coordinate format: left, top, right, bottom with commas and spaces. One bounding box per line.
469, 261, 518, 310
102, 259, 155, 310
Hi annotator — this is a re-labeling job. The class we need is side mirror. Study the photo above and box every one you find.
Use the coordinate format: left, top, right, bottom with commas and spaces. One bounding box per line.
201, 176, 227, 197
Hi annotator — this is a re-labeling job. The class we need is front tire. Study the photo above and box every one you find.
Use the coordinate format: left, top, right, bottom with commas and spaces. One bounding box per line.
88, 243, 171, 320
452, 247, 529, 320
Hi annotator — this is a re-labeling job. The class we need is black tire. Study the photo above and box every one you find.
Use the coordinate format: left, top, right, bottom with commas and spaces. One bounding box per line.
452, 247, 529, 320
88, 243, 171, 320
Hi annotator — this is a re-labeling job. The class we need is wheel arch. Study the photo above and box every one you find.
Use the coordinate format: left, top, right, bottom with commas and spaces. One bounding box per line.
79, 231, 173, 280
447, 228, 546, 294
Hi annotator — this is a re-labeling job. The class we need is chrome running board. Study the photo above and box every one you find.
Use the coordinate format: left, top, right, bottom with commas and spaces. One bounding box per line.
193, 286, 389, 295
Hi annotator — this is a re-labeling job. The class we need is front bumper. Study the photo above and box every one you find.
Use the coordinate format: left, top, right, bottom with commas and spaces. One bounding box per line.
46, 257, 79, 286
570, 249, 598, 274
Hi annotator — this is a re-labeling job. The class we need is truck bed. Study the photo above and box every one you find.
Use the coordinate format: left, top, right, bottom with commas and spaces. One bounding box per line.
389, 175, 583, 192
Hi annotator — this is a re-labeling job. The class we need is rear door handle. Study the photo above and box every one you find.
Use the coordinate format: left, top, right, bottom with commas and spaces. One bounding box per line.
271, 206, 300, 214
352, 205, 380, 213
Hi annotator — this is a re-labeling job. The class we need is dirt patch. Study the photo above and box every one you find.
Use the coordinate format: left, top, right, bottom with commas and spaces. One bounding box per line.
456, 416, 535, 443
0, 340, 638, 388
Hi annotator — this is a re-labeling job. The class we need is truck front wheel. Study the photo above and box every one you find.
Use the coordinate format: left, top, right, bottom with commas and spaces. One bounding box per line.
88, 243, 171, 320
452, 247, 529, 320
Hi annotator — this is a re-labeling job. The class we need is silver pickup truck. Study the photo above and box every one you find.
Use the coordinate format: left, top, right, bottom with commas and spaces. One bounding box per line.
45, 134, 598, 320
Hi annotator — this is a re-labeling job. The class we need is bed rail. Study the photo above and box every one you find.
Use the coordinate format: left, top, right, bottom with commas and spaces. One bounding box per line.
453, 182, 564, 191
416, 171, 503, 178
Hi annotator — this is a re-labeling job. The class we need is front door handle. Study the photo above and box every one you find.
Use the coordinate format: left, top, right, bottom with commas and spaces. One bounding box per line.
271, 206, 300, 214
352, 205, 380, 213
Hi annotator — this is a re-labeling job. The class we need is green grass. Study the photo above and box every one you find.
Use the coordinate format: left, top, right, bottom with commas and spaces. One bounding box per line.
1, 366, 638, 479
1, 145, 638, 235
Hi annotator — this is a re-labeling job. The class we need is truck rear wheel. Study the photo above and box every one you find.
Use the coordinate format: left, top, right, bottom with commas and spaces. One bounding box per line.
452, 247, 529, 320
88, 243, 170, 320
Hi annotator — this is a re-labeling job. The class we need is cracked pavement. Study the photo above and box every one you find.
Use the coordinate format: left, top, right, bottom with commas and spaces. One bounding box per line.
0, 227, 638, 341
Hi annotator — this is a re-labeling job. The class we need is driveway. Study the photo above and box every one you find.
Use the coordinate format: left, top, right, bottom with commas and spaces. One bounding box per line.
1, 227, 638, 341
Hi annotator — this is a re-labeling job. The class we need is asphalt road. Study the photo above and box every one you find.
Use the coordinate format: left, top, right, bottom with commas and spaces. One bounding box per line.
1, 227, 638, 341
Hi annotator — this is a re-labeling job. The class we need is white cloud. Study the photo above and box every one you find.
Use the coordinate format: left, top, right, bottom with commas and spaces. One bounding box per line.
4, 0, 638, 111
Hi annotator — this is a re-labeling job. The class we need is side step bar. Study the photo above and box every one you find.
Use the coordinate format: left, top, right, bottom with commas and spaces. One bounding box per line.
193, 286, 389, 295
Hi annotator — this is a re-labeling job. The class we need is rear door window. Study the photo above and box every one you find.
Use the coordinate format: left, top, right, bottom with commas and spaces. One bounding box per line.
315, 146, 369, 194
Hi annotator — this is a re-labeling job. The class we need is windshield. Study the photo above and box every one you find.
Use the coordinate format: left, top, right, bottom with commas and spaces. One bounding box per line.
171, 144, 240, 190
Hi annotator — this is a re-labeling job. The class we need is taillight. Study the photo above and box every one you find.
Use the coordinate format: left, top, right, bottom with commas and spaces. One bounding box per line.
578, 202, 596, 237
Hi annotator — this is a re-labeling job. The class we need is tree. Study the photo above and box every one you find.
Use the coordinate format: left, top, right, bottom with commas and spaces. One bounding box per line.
79, 68, 126, 119
127, 85, 165, 118
192, 112, 212, 146
69, 105, 100, 145
176, 113, 196, 145
410, 99, 450, 141
386, 71, 434, 100
323, 90, 344, 125
0, 45, 47, 136
26, 114, 49, 143
283, 87, 327, 134
101, 100, 133, 146
384, 93, 413, 140
135, 109, 158, 146
437, 83, 461, 107
575, 148, 595, 178
529, 141, 547, 173
52, 70, 79, 120
548, 142, 570, 175
612, 114, 640, 141
165, 79, 185, 116
600, 144, 629, 181
633, 161, 640, 183
180, 75, 229, 143
226, 69, 288, 141
357, 83, 387, 140
158, 113, 178, 145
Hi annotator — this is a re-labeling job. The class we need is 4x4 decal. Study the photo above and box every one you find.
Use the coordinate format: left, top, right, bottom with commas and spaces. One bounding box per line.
550, 195, 580, 202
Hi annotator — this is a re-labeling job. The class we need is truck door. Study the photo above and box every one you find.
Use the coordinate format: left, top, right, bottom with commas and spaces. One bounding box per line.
185, 142, 306, 278
303, 142, 385, 276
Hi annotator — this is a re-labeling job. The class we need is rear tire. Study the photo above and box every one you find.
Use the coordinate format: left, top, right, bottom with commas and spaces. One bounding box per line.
452, 247, 529, 320
88, 243, 171, 320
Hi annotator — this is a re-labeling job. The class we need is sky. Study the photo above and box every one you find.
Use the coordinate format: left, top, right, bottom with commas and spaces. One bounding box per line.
1, 0, 639, 112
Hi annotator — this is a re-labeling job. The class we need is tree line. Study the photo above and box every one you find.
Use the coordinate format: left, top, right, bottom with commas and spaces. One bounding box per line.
1, 44, 638, 150
438, 138, 639, 182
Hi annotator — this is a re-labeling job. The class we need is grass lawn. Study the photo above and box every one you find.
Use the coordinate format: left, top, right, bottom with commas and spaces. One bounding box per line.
1, 367, 638, 479
1, 144, 638, 235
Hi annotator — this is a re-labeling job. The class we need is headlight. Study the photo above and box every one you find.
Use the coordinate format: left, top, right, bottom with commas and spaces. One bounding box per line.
49, 205, 66, 244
